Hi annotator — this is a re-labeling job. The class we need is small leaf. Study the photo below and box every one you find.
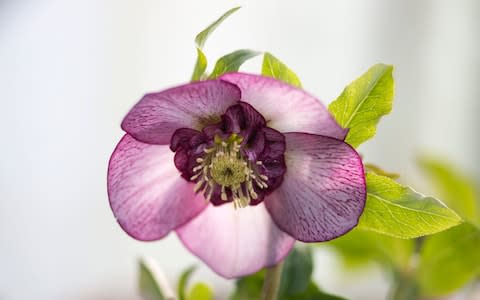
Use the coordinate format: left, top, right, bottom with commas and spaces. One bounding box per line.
282, 282, 347, 300
326, 228, 414, 270
229, 271, 264, 300
191, 7, 240, 81
261, 52, 302, 88
417, 222, 480, 296
138, 258, 175, 300
209, 49, 261, 79
418, 156, 479, 225
364, 163, 399, 179
178, 265, 197, 300
139, 260, 164, 300
229, 269, 346, 300
329, 64, 394, 148
229, 247, 314, 300
195, 7, 241, 49
278, 247, 313, 297
191, 48, 208, 81
358, 173, 463, 238
188, 283, 213, 300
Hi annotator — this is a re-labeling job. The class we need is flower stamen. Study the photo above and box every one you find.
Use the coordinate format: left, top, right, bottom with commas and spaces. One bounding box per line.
190, 134, 268, 208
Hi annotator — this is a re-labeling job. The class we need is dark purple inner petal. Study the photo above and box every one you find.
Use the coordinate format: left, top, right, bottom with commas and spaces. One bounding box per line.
170, 128, 202, 152
169, 101, 286, 207
222, 102, 266, 134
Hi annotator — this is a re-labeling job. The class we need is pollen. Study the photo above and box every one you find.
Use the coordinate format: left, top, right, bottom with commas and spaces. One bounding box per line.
190, 134, 268, 208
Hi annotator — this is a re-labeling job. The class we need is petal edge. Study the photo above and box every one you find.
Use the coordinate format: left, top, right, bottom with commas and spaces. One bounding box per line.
176, 203, 295, 278
122, 80, 241, 145
107, 134, 207, 241
220, 73, 347, 139
265, 132, 366, 242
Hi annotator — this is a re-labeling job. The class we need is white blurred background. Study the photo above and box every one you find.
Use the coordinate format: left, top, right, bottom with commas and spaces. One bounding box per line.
1, 1, 479, 299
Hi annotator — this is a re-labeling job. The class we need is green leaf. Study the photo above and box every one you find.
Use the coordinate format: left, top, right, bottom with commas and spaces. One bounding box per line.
364, 163, 399, 179
326, 228, 414, 271
261, 52, 302, 88
191, 7, 240, 81
209, 49, 261, 79
418, 156, 479, 225
282, 282, 347, 300
191, 48, 208, 81
328, 64, 394, 148
278, 247, 313, 297
229, 271, 346, 300
358, 173, 463, 238
177, 265, 197, 300
229, 271, 264, 300
188, 283, 213, 300
195, 7, 241, 49
417, 222, 480, 296
138, 259, 174, 300
230, 247, 314, 300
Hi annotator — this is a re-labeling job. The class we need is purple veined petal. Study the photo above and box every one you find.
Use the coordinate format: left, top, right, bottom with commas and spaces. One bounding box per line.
107, 134, 207, 241
220, 73, 348, 140
176, 203, 295, 278
122, 80, 241, 145
265, 132, 366, 242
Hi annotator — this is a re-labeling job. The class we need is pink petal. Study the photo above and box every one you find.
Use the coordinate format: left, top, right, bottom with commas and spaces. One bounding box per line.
122, 80, 241, 145
176, 203, 295, 278
107, 134, 207, 241
265, 133, 366, 242
220, 73, 347, 139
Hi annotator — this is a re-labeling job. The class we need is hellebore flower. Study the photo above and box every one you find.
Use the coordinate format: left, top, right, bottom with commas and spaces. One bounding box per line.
108, 73, 366, 278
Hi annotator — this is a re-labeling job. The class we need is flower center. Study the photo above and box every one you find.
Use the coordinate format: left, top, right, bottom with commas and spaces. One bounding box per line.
210, 156, 246, 187
170, 102, 287, 208
190, 134, 268, 208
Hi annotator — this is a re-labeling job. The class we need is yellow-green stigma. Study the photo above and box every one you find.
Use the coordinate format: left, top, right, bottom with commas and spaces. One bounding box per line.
210, 155, 247, 187
190, 134, 268, 208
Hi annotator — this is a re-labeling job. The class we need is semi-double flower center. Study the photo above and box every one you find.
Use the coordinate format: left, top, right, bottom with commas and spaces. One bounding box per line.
170, 102, 287, 208
191, 133, 269, 208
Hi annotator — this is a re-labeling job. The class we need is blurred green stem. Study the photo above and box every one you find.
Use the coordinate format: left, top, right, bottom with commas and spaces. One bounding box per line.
390, 271, 419, 300
261, 262, 284, 300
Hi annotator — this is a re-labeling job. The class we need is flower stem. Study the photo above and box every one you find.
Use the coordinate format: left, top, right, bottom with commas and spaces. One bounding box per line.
389, 270, 419, 300
261, 262, 284, 300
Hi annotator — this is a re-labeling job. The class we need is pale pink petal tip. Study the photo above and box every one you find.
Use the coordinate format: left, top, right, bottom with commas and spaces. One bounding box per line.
176, 203, 295, 278
107, 134, 207, 241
